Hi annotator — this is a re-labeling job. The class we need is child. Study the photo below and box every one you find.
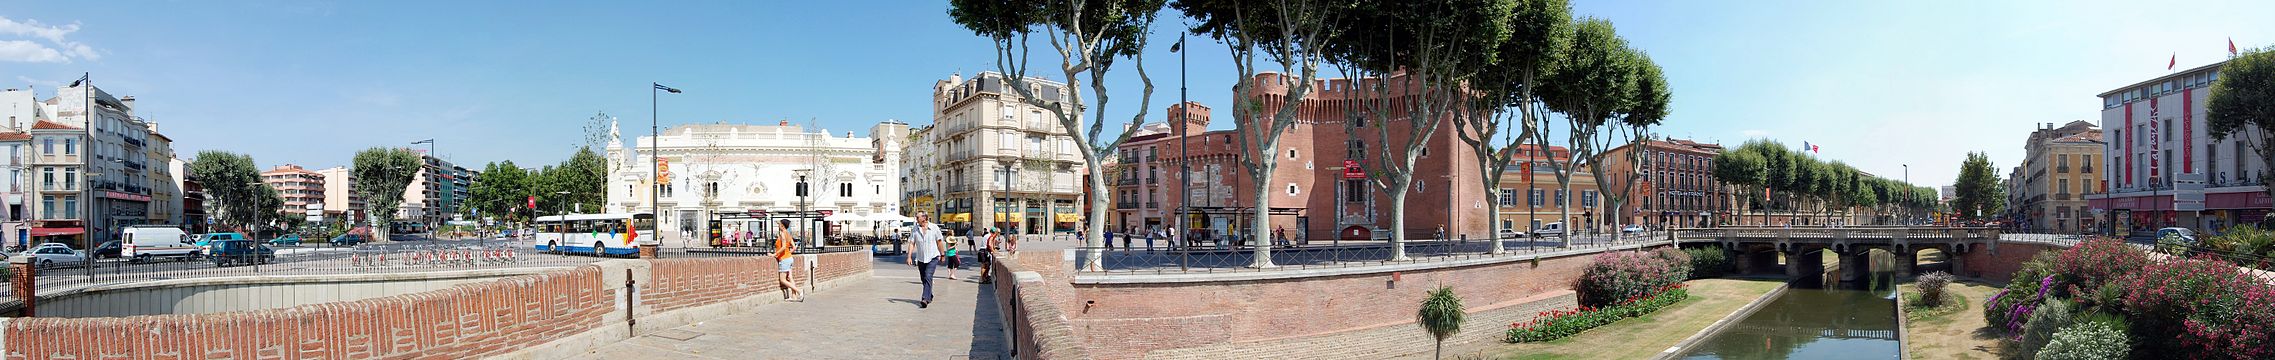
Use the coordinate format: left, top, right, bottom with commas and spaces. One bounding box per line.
944, 230, 963, 280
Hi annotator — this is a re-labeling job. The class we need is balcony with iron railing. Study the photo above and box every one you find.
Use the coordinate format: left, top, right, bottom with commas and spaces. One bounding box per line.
2056, 193, 2072, 201
1117, 201, 1139, 209
2056, 165, 2070, 173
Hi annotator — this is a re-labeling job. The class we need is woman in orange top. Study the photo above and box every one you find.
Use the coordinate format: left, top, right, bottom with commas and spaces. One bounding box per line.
774, 219, 806, 302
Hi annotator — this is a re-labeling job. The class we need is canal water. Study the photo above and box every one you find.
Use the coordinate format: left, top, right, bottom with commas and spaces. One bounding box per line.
1676, 254, 1903, 359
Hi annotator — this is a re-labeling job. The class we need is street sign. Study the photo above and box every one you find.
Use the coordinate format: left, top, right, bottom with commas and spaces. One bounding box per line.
1342, 160, 1364, 179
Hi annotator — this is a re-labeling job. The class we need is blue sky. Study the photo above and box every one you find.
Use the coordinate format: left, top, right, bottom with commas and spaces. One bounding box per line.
4, 0, 2272, 187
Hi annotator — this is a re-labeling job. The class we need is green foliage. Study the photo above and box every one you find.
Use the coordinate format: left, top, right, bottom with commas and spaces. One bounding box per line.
1680, 247, 1729, 279
1419, 285, 1466, 358
1952, 151, 2004, 220
351, 147, 423, 231
1915, 271, 1954, 307
2207, 45, 2275, 200
2206, 225, 2275, 259
470, 160, 535, 222
2034, 321, 2130, 360
536, 147, 609, 215
1505, 286, 1687, 343
187, 151, 263, 230
2019, 298, 2075, 357
1986, 252, 2059, 332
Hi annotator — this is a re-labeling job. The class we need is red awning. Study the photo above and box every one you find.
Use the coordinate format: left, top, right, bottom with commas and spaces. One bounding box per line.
30, 227, 84, 237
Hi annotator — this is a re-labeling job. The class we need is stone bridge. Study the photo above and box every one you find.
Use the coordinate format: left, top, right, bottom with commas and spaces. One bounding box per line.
1670, 226, 2003, 282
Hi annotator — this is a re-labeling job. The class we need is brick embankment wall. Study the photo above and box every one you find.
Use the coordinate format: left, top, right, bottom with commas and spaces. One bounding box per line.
1958, 242, 2065, 284
1047, 247, 1618, 360
993, 251, 1092, 360
3, 266, 614, 360
0, 250, 875, 360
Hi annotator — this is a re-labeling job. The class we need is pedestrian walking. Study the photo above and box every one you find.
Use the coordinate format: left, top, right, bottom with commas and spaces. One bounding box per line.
978, 228, 1000, 284
909, 212, 945, 309
773, 219, 806, 302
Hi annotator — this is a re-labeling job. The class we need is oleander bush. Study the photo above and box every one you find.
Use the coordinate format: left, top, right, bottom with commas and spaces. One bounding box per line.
2035, 321, 2130, 360
2046, 239, 2149, 302
2119, 254, 2275, 359
1651, 248, 1694, 284
1682, 247, 1731, 279
1574, 250, 1686, 308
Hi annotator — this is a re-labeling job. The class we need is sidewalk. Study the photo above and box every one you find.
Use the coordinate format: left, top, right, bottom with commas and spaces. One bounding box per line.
569, 256, 1007, 360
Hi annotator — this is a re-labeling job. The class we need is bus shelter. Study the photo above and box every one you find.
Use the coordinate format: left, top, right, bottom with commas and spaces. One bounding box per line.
1176, 207, 1306, 248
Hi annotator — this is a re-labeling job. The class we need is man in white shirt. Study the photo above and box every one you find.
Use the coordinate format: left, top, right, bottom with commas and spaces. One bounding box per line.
907, 212, 946, 309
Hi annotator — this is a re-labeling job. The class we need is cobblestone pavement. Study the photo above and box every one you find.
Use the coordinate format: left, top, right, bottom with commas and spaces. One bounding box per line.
569, 255, 1007, 360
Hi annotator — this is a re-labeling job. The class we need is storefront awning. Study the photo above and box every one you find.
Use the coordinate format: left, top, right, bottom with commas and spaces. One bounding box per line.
1055, 213, 1080, 223
31, 227, 84, 237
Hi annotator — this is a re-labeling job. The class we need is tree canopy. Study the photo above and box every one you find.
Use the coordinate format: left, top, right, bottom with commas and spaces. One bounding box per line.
2207, 44, 2275, 200
187, 151, 263, 230
1952, 151, 2004, 220
352, 147, 423, 233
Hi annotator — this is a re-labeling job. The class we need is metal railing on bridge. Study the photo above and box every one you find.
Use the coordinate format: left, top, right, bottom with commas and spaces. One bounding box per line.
1072, 231, 1691, 274
2, 241, 771, 303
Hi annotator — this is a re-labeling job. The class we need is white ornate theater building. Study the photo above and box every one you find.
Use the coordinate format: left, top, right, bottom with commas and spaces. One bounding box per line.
604, 119, 908, 247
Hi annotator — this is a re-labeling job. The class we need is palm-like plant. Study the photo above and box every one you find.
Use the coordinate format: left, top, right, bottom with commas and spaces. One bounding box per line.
1418, 285, 1466, 359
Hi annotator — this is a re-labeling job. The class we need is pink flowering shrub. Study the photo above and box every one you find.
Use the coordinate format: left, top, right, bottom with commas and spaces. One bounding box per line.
2047, 238, 2150, 305
1506, 283, 1688, 343
1574, 250, 1686, 308
2120, 255, 2275, 359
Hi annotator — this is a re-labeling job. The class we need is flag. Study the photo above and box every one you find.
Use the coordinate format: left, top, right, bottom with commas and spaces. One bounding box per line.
2169, 53, 2177, 70
2232, 37, 2239, 56
653, 83, 682, 93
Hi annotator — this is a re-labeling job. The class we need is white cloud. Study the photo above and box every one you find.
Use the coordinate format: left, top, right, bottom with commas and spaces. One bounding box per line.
0, 40, 68, 63
0, 16, 98, 63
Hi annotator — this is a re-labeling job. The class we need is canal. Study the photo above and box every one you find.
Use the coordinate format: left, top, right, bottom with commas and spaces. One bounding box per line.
1676, 252, 1904, 360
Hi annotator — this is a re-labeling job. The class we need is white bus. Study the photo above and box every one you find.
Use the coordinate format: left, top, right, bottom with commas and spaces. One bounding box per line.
533, 213, 655, 257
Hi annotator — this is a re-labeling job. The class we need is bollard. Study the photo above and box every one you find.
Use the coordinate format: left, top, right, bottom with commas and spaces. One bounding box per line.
10, 254, 36, 316
638, 243, 659, 259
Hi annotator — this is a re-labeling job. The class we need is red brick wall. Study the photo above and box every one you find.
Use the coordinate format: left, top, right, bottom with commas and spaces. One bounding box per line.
1064, 250, 1602, 360
2, 251, 874, 360
1960, 242, 2066, 283
647, 251, 873, 313
4, 266, 612, 360
992, 252, 1091, 360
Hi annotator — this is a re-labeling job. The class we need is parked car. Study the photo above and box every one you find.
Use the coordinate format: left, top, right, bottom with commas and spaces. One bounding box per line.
1496, 229, 1526, 239
194, 233, 250, 254
1531, 222, 1567, 237
267, 234, 303, 246
2156, 227, 2198, 246
1621, 225, 1647, 234
330, 234, 368, 247
207, 239, 275, 266
19, 243, 88, 269
93, 240, 122, 259
124, 225, 200, 263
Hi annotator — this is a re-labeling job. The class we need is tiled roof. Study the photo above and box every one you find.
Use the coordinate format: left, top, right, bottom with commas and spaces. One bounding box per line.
0, 132, 30, 141
31, 120, 78, 130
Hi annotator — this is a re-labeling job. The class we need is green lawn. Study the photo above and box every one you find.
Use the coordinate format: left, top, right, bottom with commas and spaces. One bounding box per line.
1440, 278, 1783, 360
1899, 280, 2007, 360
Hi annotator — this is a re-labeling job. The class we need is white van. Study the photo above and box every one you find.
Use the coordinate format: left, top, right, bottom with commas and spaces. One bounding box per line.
1531, 222, 1567, 237
123, 225, 198, 263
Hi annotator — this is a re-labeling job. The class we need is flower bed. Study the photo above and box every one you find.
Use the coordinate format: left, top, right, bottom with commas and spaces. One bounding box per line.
1982, 238, 2275, 359
1505, 283, 1689, 343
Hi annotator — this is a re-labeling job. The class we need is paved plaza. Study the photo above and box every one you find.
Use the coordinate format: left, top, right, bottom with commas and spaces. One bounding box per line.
570, 255, 1008, 360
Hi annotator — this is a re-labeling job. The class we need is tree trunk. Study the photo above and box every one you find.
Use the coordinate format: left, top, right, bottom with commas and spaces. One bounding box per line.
1389, 187, 1411, 261
1082, 155, 1109, 272
1484, 186, 1504, 254
1249, 167, 1277, 268
1433, 340, 1444, 360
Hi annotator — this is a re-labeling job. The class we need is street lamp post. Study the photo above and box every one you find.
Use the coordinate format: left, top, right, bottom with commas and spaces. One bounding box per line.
649, 83, 682, 258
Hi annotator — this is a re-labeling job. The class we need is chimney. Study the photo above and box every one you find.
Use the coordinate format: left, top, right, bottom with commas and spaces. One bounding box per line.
779, 119, 790, 126
121, 96, 136, 111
